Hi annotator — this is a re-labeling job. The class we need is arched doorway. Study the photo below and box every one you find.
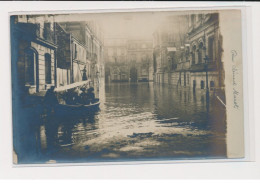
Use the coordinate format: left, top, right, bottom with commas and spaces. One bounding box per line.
130, 67, 137, 82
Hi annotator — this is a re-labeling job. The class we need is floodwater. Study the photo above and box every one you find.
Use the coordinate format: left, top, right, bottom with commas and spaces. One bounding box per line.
13, 81, 227, 164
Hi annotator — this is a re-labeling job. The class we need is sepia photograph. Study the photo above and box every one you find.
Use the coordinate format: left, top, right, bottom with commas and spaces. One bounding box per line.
10, 9, 245, 165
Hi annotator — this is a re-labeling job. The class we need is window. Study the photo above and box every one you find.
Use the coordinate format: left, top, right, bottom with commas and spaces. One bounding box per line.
193, 80, 196, 89
25, 50, 36, 85
185, 47, 190, 62
208, 37, 215, 62
43, 22, 51, 40
191, 15, 196, 26
200, 80, 205, 89
210, 81, 215, 90
179, 72, 182, 85
183, 72, 186, 86
45, 53, 52, 84
198, 42, 203, 63
198, 14, 203, 22
192, 45, 196, 65
74, 44, 77, 59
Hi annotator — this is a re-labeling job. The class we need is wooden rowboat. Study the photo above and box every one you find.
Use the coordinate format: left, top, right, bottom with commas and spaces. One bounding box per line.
54, 99, 100, 115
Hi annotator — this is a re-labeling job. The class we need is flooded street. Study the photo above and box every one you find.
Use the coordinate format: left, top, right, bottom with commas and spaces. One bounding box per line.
13, 81, 227, 164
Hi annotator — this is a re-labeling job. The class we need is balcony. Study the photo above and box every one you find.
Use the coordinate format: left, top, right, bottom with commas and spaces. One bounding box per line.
176, 61, 190, 71
190, 62, 217, 72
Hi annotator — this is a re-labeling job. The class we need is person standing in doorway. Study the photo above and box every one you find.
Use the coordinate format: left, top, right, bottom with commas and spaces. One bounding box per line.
82, 65, 88, 81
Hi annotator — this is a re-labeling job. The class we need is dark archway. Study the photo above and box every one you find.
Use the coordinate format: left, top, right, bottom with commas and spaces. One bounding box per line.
130, 67, 137, 82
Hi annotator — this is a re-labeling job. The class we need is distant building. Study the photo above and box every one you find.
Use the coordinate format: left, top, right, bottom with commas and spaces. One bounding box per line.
104, 38, 153, 82
127, 40, 153, 82
104, 37, 128, 82
11, 15, 57, 95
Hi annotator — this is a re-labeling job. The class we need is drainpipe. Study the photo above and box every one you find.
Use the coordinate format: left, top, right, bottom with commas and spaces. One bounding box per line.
54, 49, 57, 87
53, 22, 57, 87
70, 34, 73, 84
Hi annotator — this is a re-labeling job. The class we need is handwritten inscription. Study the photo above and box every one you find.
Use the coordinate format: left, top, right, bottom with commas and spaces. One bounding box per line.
231, 50, 239, 109
232, 65, 238, 86
231, 50, 237, 62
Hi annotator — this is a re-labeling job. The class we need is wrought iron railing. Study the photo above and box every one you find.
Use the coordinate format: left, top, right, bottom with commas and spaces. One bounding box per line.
177, 61, 190, 70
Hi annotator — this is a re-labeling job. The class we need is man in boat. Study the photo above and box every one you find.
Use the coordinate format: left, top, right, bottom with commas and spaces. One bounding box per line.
44, 86, 59, 114
80, 87, 89, 105
65, 88, 80, 105
86, 87, 95, 104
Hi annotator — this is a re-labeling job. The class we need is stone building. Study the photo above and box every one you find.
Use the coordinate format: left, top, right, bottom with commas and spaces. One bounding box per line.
153, 15, 189, 85
187, 13, 224, 91
54, 22, 88, 87
104, 37, 128, 82
153, 13, 224, 93
104, 38, 153, 82
11, 15, 57, 95
57, 21, 104, 89
127, 40, 153, 82
11, 15, 105, 101
85, 21, 105, 86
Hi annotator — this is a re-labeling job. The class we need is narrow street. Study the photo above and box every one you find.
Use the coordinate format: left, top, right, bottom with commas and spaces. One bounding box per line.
11, 12, 228, 164
14, 80, 226, 164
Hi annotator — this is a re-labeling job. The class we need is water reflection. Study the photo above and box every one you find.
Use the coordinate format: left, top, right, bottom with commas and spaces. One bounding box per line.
14, 82, 227, 164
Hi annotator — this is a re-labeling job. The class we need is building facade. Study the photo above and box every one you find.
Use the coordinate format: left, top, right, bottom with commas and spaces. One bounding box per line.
104, 38, 153, 82
11, 15, 105, 103
104, 37, 128, 82
127, 40, 153, 82
187, 13, 224, 91
11, 15, 57, 95
153, 13, 224, 93
153, 15, 189, 85
57, 21, 104, 90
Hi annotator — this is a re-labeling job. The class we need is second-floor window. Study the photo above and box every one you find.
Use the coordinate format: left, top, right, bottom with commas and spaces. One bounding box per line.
198, 42, 203, 63
208, 37, 215, 62
25, 49, 37, 85
74, 44, 77, 59
191, 15, 196, 26
192, 45, 196, 65
43, 22, 53, 43
198, 14, 203, 23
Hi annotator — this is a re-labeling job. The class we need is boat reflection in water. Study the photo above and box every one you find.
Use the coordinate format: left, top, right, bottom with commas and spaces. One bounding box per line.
13, 82, 226, 164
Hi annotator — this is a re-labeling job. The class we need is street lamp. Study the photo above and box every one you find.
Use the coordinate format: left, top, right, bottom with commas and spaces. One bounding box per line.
204, 55, 210, 91
204, 55, 210, 113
